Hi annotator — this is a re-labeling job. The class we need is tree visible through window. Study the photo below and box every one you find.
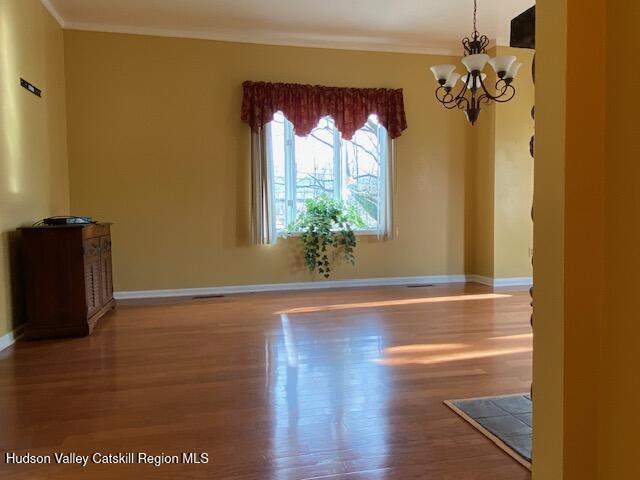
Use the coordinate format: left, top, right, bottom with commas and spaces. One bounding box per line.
267, 111, 388, 233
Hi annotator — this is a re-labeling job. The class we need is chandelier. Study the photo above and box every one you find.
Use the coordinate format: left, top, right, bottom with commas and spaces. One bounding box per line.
429, 0, 522, 125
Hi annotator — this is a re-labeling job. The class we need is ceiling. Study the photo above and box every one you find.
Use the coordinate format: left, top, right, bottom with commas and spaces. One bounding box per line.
45, 0, 535, 55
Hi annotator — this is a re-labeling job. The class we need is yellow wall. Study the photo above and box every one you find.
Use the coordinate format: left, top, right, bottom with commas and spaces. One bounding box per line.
467, 47, 534, 280
533, 0, 567, 477
493, 47, 534, 279
562, 0, 606, 478
535, 0, 640, 478
466, 82, 495, 278
600, 0, 640, 477
63, 30, 474, 292
0, 0, 70, 337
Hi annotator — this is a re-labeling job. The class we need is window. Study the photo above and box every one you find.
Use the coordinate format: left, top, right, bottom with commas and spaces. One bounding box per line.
266, 111, 390, 234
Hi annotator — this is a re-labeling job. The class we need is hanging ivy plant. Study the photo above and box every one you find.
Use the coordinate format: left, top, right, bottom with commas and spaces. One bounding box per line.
286, 196, 365, 278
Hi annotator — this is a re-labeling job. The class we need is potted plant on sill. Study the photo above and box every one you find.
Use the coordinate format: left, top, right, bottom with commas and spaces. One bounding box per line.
287, 195, 365, 279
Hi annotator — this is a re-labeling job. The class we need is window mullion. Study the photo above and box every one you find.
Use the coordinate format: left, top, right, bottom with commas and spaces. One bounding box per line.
284, 119, 296, 226
333, 123, 342, 202
377, 122, 389, 235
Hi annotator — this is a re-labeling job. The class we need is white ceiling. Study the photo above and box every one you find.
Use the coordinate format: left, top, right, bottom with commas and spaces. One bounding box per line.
44, 0, 534, 55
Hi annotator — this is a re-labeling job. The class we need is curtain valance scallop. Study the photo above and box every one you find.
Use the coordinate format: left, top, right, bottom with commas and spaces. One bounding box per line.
241, 81, 408, 140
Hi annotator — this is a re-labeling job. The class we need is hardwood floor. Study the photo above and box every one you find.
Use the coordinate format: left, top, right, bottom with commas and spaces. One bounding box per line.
0, 283, 532, 479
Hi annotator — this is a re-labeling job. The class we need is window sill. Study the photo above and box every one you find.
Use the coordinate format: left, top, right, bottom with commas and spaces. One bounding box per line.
278, 230, 379, 238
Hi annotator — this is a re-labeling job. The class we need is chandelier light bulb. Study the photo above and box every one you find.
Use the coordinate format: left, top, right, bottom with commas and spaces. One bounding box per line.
430, 64, 456, 83
461, 73, 487, 90
444, 72, 461, 89
505, 61, 523, 80
461, 53, 490, 73
488, 55, 517, 77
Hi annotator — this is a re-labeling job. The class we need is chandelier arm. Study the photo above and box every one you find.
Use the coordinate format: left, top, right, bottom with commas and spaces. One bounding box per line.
477, 74, 501, 98
444, 97, 468, 110
451, 82, 470, 101
435, 87, 452, 103
493, 78, 513, 97
440, 93, 470, 110
478, 87, 516, 104
454, 96, 470, 111
436, 83, 470, 107
441, 96, 466, 110
477, 93, 494, 106
435, 87, 460, 106
443, 102, 461, 110
477, 74, 517, 102
487, 85, 516, 103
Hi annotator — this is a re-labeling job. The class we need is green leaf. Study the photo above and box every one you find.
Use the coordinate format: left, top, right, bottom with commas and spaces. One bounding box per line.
289, 194, 361, 278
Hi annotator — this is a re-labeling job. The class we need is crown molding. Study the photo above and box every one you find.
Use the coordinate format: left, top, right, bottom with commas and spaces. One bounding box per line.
40, 2, 512, 56
62, 21, 460, 56
40, 0, 66, 27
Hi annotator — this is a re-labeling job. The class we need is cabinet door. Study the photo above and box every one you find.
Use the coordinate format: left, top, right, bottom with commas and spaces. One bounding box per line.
83, 238, 102, 316
100, 236, 113, 304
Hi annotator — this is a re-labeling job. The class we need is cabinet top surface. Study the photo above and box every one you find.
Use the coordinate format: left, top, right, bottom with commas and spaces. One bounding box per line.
20, 223, 112, 230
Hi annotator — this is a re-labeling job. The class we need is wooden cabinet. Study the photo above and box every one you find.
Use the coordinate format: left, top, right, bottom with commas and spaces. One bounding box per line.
21, 223, 116, 339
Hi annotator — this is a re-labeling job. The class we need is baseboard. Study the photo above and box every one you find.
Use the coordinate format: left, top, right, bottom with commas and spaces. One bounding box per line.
114, 274, 468, 300
493, 277, 533, 287
466, 275, 533, 287
0, 326, 24, 353
466, 275, 495, 286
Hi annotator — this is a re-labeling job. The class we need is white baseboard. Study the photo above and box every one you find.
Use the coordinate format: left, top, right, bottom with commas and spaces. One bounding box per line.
114, 274, 533, 301
466, 275, 494, 286
114, 274, 468, 300
467, 275, 533, 287
493, 277, 533, 287
0, 326, 24, 353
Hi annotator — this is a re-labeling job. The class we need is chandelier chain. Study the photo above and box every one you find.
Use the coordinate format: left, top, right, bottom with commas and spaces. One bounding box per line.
473, 0, 478, 35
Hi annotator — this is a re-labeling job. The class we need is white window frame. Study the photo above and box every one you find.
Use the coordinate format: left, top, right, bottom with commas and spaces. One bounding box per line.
267, 114, 391, 237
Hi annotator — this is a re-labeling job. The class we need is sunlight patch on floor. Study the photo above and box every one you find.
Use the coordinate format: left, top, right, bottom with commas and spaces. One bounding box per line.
377, 334, 532, 366
385, 343, 467, 354
376, 346, 532, 366
489, 333, 533, 341
276, 293, 512, 314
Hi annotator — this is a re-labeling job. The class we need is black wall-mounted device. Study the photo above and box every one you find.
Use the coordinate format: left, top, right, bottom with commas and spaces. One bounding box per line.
20, 78, 42, 97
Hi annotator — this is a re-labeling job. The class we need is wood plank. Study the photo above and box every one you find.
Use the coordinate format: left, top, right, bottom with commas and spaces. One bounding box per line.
0, 283, 531, 479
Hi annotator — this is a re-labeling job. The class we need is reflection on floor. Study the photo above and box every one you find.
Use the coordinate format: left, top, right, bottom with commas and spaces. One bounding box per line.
0, 283, 532, 479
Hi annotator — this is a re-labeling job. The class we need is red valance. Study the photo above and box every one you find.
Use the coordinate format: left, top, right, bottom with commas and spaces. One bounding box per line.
241, 81, 408, 140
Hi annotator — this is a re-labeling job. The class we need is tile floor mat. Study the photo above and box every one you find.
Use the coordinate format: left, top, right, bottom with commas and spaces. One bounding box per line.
444, 393, 532, 470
